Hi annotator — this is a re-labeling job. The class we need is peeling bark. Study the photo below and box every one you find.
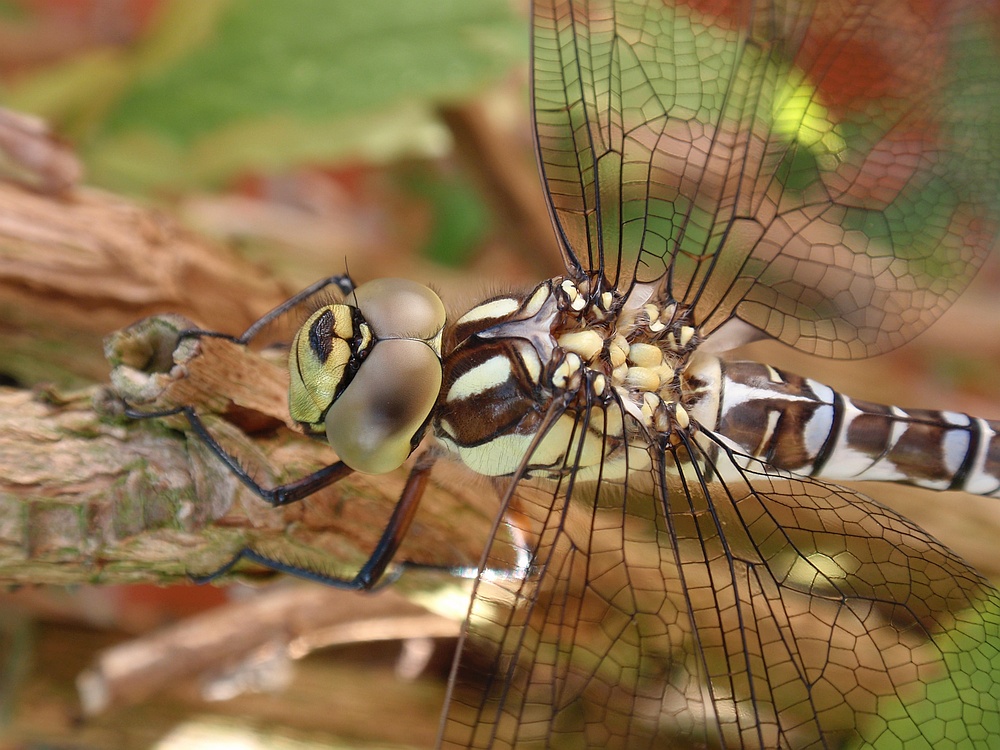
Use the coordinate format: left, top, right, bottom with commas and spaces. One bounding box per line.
0, 179, 292, 385
0, 314, 495, 587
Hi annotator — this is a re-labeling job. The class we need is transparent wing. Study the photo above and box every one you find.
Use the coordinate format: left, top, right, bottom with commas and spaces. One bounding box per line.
439, 399, 1000, 748
532, 0, 1000, 358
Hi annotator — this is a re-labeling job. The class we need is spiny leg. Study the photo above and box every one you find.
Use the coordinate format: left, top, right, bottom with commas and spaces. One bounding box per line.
175, 435, 524, 589
124, 403, 440, 589
125, 404, 352, 507
193, 454, 438, 591
181, 273, 356, 346
122, 273, 361, 504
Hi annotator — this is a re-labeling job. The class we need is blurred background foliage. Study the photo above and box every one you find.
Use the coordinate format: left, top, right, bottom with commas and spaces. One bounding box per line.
0, 0, 539, 292
1, 0, 516, 180
5, 0, 523, 193
0, 2, 998, 749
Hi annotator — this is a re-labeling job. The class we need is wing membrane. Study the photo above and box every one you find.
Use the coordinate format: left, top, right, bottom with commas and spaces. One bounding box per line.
439, 400, 1000, 748
532, 0, 1000, 357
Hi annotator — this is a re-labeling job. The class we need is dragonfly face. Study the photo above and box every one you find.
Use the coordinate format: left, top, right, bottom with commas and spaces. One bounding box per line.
289, 277, 445, 474
141, 1, 1000, 747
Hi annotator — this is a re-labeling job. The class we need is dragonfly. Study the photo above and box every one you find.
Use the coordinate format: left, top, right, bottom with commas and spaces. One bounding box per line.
124, 0, 1000, 747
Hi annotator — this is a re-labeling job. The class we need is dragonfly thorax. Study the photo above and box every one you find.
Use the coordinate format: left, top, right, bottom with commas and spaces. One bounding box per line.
435, 277, 708, 479
288, 278, 446, 475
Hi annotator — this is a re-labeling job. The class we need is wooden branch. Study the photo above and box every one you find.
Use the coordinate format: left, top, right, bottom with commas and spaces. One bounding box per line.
0, 179, 292, 385
77, 584, 458, 715
0, 312, 496, 587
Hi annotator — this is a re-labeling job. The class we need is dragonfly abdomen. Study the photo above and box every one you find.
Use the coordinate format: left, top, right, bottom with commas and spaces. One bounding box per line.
712, 361, 1000, 497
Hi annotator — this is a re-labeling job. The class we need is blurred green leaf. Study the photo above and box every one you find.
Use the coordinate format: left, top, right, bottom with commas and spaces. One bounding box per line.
406, 167, 491, 267
7, 0, 524, 193
0, 1, 27, 22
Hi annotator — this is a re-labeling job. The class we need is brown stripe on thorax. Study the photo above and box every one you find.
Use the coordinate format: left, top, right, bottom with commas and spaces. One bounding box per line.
436, 282, 557, 450
437, 338, 545, 448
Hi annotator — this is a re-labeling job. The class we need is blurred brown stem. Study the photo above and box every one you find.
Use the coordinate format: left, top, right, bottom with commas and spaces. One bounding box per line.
76, 584, 457, 715
0, 179, 291, 386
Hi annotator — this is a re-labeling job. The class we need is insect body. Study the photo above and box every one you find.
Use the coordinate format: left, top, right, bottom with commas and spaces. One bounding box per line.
126, 1, 1000, 747
277, 268, 1000, 747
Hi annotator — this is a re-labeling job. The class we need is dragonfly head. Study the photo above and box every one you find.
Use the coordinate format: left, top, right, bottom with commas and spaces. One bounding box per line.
288, 278, 446, 474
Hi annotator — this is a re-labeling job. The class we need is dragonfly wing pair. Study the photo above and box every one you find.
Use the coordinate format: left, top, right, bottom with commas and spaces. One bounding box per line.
440, 1, 1000, 747
532, 0, 1000, 359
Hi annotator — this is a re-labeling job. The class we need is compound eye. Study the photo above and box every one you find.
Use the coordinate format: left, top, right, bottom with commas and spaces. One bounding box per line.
287, 278, 446, 473
324, 338, 442, 474
352, 278, 446, 346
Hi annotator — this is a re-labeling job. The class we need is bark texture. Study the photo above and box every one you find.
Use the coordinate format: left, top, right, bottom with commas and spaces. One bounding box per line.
0, 320, 494, 586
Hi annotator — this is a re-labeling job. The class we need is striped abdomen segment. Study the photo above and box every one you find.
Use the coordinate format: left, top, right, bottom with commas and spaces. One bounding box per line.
714, 361, 1000, 497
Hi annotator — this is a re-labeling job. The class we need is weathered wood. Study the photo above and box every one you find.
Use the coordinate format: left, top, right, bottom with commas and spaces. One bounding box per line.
0, 179, 291, 386
0, 314, 497, 587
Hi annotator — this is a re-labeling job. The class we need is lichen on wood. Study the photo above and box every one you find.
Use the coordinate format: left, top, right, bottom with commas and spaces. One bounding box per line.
0, 312, 494, 587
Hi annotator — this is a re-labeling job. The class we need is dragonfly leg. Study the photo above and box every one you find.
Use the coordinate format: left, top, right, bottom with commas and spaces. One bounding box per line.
125, 404, 353, 507
183, 402, 353, 507
188, 547, 406, 591
178, 273, 357, 346
193, 555, 526, 589
191, 456, 436, 591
